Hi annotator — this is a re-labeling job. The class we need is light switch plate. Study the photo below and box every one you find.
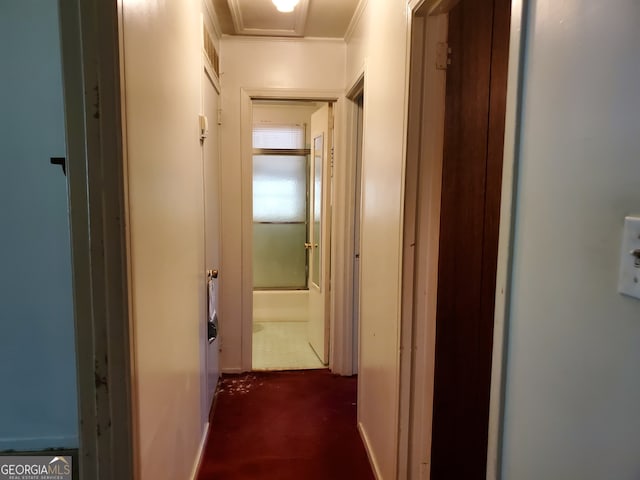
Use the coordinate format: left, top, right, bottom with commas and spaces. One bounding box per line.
618, 216, 640, 300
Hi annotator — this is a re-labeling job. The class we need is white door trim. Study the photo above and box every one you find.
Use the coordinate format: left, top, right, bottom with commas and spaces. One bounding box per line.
486, 1, 527, 478
59, 0, 134, 478
332, 69, 367, 377
239, 88, 345, 373
338, 73, 367, 375
397, 10, 448, 479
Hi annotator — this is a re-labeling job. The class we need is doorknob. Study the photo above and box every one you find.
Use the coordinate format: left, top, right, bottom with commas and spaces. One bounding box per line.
207, 269, 218, 279
304, 243, 313, 249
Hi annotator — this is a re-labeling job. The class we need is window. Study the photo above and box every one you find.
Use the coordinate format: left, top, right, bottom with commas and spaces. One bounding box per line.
252, 124, 310, 289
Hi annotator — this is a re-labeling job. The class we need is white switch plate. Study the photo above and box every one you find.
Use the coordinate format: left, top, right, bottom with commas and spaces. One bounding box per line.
618, 216, 640, 300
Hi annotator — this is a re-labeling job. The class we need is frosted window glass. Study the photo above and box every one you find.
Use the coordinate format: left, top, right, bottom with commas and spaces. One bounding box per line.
253, 124, 305, 149
253, 155, 307, 222
253, 223, 307, 289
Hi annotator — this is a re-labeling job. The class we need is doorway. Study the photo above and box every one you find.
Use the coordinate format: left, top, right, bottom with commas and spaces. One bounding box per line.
401, 0, 511, 477
250, 99, 333, 371
352, 92, 363, 373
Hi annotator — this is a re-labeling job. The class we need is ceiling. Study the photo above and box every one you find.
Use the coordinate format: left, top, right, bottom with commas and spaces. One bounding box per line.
212, 0, 360, 38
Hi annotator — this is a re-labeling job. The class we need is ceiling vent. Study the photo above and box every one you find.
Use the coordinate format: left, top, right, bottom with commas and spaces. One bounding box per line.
203, 23, 220, 80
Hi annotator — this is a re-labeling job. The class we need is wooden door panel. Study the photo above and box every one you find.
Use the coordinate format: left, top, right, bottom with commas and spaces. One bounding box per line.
430, 0, 510, 477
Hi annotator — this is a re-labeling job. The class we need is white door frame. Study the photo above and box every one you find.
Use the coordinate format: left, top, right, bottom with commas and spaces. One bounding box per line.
333, 72, 367, 377
397, 0, 528, 478
485, 1, 528, 476
59, 0, 134, 478
239, 88, 354, 373
397, 10, 448, 479
347, 75, 365, 375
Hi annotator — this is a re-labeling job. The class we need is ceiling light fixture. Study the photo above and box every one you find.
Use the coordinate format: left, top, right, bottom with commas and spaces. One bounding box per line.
272, 0, 299, 13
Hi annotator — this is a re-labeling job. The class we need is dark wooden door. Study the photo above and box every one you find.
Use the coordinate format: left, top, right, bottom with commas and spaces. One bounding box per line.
430, 0, 511, 477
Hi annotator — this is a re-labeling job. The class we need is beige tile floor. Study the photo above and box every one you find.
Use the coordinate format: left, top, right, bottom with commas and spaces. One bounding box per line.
252, 321, 325, 371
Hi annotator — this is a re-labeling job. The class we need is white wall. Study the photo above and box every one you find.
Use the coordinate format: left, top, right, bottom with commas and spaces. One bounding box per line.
120, 0, 210, 477
345, 1, 410, 478
219, 37, 345, 371
0, 1, 78, 451
501, 1, 640, 478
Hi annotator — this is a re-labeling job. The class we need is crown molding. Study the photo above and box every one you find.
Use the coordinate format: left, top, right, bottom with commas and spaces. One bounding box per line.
344, 0, 368, 42
228, 0, 309, 37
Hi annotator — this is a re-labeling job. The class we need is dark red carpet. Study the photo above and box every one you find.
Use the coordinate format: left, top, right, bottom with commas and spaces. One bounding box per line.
197, 369, 375, 480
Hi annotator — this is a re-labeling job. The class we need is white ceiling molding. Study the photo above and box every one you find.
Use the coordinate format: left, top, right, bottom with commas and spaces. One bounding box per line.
204, 0, 223, 40
343, 0, 368, 43
227, 0, 309, 37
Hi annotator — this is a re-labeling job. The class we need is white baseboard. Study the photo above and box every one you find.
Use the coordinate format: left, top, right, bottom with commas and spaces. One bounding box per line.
358, 421, 382, 480
189, 422, 210, 480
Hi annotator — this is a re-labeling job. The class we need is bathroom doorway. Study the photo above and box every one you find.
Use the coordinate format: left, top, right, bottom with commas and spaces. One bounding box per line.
251, 99, 333, 371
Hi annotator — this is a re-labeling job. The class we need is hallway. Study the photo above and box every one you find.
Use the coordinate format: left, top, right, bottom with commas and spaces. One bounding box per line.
196, 370, 374, 479
4, 0, 640, 479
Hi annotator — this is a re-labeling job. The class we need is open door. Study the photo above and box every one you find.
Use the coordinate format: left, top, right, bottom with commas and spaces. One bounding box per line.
308, 103, 333, 364
202, 66, 221, 416
429, 0, 510, 477
400, 0, 511, 476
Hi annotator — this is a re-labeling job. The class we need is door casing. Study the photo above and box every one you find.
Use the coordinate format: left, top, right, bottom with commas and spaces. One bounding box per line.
399, 0, 527, 478
398, 11, 448, 480
59, 0, 134, 478
239, 89, 347, 373
335, 75, 367, 377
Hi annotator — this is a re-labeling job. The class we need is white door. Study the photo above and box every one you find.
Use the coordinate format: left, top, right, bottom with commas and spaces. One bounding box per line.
202, 67, 221, 416
308, 103, 333, 364
352, 94, 364, 373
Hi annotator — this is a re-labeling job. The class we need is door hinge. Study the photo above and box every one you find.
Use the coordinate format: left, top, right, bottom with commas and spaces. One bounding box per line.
330, 147, 335, 177
436, 42, 452, 70
217, 108, 222, 125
